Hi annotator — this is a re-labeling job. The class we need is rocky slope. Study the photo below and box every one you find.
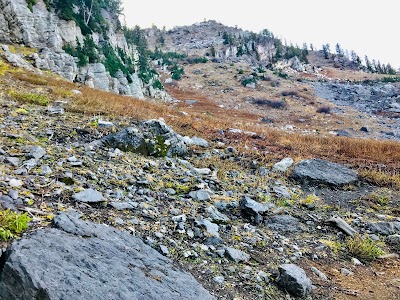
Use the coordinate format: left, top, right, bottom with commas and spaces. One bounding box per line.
0, 70, 399, 299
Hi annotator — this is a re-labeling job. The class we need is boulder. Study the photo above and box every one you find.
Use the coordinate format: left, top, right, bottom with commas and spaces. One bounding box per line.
277, 264, 312, 297
0, 214, 215, 300
291, 159, 358, 186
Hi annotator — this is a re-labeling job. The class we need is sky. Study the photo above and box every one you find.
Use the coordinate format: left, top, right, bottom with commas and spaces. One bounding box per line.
121, 0, 400, 69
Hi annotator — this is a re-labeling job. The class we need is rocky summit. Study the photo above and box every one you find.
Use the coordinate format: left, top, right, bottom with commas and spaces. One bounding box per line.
0, 1, 400, 300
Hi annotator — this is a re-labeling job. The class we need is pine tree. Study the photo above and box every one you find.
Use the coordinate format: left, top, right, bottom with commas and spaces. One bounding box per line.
322, 44, 330, 59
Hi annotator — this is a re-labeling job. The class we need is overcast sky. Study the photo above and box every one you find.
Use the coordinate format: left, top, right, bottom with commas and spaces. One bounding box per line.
121, 0, 399, 69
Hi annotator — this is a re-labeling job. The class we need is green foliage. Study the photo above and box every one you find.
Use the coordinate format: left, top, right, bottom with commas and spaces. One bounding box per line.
53, 0, 123, 35
241, 77, 256, 86
150, 136, 171, 157
382, 76, 400, 82
0, 209, 32, 241
345, 234, 385, 260
222, 31, 234, 45
9, 90, 50, 106
26, 0, 37, 12
150, 49, 187, 66
186, 57, 208, 64
170, 64, 184, 80
152, 79, 163, 90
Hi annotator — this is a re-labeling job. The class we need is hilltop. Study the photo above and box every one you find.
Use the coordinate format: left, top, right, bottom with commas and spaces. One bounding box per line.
1, 3, 400, 300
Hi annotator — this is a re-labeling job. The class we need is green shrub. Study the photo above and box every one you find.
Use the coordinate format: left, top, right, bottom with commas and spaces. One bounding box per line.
26, 0, 37, 12
0, 209, 31, 241
9, 90, 50, 106
345, 234, 385, 260
170, 64, 184, 80
152, 79, 163, 90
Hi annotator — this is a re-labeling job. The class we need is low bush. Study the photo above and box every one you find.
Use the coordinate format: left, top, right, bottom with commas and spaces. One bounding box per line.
316, 106, 332, 114
281, 90, 299, 97
252, 99, 287, 109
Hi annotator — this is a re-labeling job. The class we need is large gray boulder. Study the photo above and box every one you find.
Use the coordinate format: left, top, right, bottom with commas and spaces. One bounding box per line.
277, 264, 312, 297
103, 120, 188, 157
291, 159, 358, 186
0, 214, 215, 300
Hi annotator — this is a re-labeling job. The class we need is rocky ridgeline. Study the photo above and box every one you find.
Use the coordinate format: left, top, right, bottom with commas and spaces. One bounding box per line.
0, 0, 170, 100
1, 95, 400, 299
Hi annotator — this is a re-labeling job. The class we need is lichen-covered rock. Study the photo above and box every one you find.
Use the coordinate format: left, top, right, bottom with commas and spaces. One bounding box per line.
277, 264, 312, 297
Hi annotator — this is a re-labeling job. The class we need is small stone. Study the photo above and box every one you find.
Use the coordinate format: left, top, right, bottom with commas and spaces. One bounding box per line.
272, 158, 294, 172
72, 189, 105, 203
6, 157, 20, 167
9, 179, 23, 188
310, 267, 328, 281
351, 258, 363, 265
159, 245, 170, 256
213, 276, 224, 284
277, 264, 313, 297
189, 190, 211, 201
340, 268, 353, 276
224, 247, 250, 263
27, 146, 46, 160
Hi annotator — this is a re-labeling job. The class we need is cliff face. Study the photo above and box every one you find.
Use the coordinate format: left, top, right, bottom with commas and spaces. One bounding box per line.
0, 0, 169, 100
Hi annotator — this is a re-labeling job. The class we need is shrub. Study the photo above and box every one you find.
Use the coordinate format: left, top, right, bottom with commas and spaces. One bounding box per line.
281, 90, 299, 97
9, 90, 50, 106
252, 99, 287, 109
170, 64, 184, 80
316, 106, 332, 114
152, 79, 164, 90
345, 234, 385, 260
0, 209, 32, 241
241, 77, 256, 86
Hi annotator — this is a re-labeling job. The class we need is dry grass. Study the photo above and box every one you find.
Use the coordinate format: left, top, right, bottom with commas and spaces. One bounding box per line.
2, 62, 400, 189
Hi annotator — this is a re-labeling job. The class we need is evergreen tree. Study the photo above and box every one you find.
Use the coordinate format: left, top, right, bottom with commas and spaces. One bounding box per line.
335, 43, 344, 56
365, 56, 373, 72
322, 44, 330, 59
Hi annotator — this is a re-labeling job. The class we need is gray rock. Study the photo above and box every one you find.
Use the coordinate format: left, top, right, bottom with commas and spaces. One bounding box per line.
225, 247, 250, 263
277, 264, 312, 297
272, 157, 294, 172
6, 157, 20, 167
196, 219, 219, 237
368, 222, 400, 236
265, 215, 301, 233
387, 234, 400, 246
0, 214, 215, 300
190, 136, 210, 148
273, 185, 292, 199
310, 267, 328, 281
189, 190, 211, 201
103, 127, 147, 155
240, 196, 272, 224
72, 188, 105, 203
291, 159, 358, 186
27, 146, 46, 160
203, 236, 224, 246
206, 205, 230, 223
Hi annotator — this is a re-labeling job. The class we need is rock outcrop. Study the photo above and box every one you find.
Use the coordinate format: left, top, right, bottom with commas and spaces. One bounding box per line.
0, 0, 159, 100
0, 213, 215, 300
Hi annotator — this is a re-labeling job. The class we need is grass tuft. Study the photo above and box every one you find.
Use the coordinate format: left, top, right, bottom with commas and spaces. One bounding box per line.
345, 234, 385, 261
9, 90, 49, 106
0, 209, 32, 241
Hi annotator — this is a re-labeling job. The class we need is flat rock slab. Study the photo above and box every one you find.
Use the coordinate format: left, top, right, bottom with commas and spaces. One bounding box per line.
72, 188, 105, 203
0, 214, 215, 300
291, 159, 358, 186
